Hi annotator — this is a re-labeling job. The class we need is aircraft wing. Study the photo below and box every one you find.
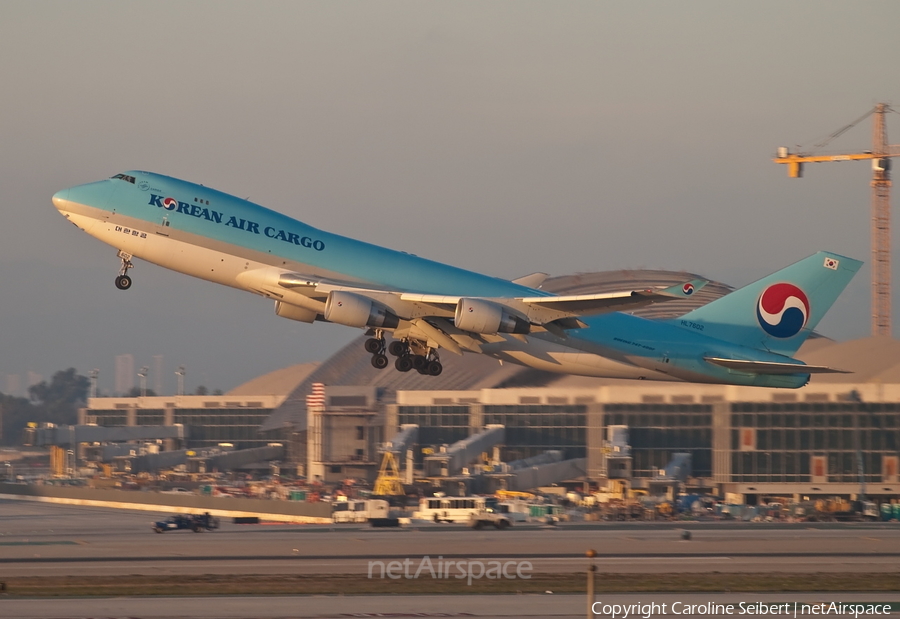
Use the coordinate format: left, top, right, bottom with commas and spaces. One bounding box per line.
398, 278, 707, 326
704, 357, 851, 375
255, 269, 708, 346
517, 279, 708, 314
242, 268, 709, 353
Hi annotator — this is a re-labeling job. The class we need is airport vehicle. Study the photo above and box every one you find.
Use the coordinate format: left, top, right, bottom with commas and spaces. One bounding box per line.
53, 172, 861, 387
413, 496, 500, 523
468, 507, 512, 530
331, 499, 389, 523
806, 499, 880, 522
152, 513, 219, 533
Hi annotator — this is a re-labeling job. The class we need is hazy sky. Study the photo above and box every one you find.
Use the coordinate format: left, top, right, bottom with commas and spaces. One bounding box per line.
2, 2, 899, 395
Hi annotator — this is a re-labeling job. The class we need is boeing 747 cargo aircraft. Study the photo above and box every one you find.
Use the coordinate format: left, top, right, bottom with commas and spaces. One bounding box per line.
53, 171, 861, 388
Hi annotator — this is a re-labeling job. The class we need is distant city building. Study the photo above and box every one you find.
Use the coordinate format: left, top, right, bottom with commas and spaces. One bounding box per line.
114, 354, 134, 395
152, 355, 164, 395
26, 371, 42, 390
5, 374, 21, 397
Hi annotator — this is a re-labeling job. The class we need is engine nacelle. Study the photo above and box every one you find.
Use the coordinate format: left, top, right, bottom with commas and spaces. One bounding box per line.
454, 298, 530, 334
324, 291, 399, 329
274, 301, 318, 324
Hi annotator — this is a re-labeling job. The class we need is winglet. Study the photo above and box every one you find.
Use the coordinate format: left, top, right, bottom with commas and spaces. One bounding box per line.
656, 279, 709, 298
512, 272, 549, 289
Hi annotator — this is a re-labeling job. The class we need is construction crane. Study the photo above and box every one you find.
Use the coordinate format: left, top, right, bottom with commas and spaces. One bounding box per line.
774, 103, 900, 336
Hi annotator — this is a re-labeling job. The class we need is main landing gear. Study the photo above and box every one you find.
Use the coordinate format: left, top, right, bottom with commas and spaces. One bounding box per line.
387, 339, 443, 376
365, 333, 389, 369
115, 251, 133, 290
363, 335, 443, 376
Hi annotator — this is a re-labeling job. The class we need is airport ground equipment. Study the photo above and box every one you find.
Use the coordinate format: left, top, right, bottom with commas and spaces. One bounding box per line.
331, 499, 389, 523
424, 425, 505, 477
486, 450, 587, 492
468, 507, 512, 530
380, 424, 419, 455
659, 453, 692, 481
775, 103, 900, 335
24, 423, 186, 447
805, 498, 880, 522
645, 453, 692, 499
373, 451, 404, 496
374, 424, 418, 493
152, 513, 219, 533
129, 444, 285, 474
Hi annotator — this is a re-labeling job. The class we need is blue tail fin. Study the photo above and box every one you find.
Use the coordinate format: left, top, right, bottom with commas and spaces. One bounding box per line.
676, 252, 862, 356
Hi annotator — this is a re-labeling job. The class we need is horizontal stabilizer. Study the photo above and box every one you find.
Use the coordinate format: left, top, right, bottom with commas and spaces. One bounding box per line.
704, 357, 851, 375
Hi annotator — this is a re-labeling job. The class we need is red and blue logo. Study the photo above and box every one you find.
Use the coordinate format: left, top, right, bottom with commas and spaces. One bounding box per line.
162, 197, 178, 210
682, 283, 695, 296
756, 283, 810, 338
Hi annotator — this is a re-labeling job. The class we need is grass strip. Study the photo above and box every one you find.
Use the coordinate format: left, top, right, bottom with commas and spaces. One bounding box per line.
1, 573, 899, 597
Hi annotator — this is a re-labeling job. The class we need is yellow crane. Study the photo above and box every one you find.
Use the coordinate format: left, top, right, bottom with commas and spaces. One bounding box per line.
774, 104, 900, 336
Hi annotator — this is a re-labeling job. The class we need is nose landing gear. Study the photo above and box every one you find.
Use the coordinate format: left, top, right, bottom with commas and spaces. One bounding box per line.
115, 251, 134, 290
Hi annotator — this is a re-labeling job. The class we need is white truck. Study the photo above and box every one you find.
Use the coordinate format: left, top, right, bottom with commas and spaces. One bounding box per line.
332, 499, 389, 523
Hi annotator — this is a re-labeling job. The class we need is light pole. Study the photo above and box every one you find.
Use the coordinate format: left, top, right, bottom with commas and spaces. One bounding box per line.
175, 366, 185, 396
138, 366, 149, 397
586, 549, 597, 619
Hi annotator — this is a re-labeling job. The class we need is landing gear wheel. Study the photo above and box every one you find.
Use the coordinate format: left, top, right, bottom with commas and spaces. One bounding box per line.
426, 361, 443, 376
411, 355, 427, 371
364, 338, 383, 354
388, 341, 408, 357
115, 250, 134, 289
371, 354, 389, 369
395, 356, 414, 372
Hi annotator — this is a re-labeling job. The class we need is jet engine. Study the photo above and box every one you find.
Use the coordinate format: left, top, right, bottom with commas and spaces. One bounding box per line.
324, 291, 399, 329
454, 298, 530, 334
274, 301, 317, 324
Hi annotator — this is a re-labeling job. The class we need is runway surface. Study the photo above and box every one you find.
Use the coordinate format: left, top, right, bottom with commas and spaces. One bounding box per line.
3, 594, 900, 618
2, 499, 900, 578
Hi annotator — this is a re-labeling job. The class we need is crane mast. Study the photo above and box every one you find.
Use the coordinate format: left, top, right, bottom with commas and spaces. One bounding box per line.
871, 104, 892, 336
775, 104, 898, 336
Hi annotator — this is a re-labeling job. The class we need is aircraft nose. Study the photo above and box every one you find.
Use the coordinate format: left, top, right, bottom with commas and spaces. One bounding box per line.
52, 188, 69, 211
55, 180, 114, 212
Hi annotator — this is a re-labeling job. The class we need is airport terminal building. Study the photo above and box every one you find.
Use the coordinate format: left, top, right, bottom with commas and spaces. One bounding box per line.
77, 269, 900, 503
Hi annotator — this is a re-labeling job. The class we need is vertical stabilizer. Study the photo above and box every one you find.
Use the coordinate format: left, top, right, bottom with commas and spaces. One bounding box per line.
676, 252, 862, 356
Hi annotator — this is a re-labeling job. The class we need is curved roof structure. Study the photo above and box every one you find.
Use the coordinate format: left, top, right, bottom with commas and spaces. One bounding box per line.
803, 336, 900, 384
227, 362, 319, 397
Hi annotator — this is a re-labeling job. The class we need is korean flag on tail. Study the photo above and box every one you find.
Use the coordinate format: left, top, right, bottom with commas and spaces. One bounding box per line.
824, 257, 839, 270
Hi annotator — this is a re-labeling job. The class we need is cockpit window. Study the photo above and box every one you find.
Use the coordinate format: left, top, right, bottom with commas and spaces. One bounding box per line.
111, 173, 136, 184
